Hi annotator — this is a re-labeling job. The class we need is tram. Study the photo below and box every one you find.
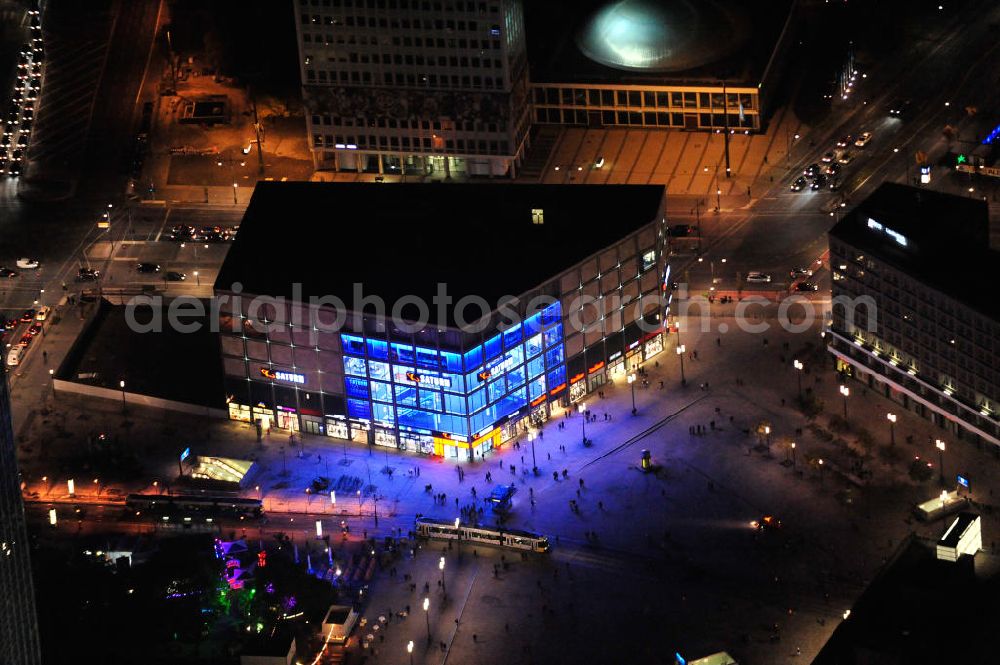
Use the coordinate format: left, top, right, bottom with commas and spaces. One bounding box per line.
414, 517, 549, 552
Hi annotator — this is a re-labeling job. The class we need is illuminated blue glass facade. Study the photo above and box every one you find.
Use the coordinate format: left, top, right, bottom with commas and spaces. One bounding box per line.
339, 301, 565, 440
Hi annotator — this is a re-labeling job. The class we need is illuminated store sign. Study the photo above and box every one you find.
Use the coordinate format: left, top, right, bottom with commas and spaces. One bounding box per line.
395, 371, 452, 388
478, 353, 517, 380
260, 368, 306, 384
867, 217, 909, 248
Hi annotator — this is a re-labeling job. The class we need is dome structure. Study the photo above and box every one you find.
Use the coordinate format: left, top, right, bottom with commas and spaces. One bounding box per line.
576, 0, 748, 73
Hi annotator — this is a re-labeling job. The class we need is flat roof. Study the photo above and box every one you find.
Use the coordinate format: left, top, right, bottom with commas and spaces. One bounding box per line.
526, 0, 793, 87
940, 512, 980, 548
216, 182, 664, 325
829, 183, 999, 321
56, 299, 225, 408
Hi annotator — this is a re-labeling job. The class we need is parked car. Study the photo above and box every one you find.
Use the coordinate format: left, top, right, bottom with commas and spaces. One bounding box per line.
75, 268, 99, 282
0, 267, 17, 278
136, 262, 160, 273
165, 271, 187, 282
795, 282, 819, 292
790, 267, 814, 278
746, 272, 772, 283
16, 258, 38, 269
751, 514, 782, 531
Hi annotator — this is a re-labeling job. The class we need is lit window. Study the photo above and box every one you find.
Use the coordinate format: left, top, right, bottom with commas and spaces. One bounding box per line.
531, 208, 544, 225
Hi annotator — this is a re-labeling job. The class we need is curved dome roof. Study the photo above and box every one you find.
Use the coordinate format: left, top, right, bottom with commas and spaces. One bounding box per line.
576, 0, 747, 73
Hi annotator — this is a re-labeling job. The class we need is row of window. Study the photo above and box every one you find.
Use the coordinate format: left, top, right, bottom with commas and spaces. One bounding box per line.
299, 0, 502, 15
312, 133, 510, 155
312, 114, 504, 134
532, 88, 757, 112
535, 108, 756, 130
305, 67, 506, 91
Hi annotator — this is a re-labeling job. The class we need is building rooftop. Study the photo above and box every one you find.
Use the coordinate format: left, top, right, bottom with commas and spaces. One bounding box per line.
829, 182, 999, 321
813, 536, 1000, 664
215, 182, 665, 326
526, 0, 793, 86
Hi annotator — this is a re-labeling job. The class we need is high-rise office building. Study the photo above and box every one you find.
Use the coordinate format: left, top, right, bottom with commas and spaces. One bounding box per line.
828, 183, 1000, 449
295, 0, 531, 178
0, 369, 41, 665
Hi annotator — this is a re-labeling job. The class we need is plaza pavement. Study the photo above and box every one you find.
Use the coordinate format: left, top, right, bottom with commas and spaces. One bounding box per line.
20, 298, 1000, 664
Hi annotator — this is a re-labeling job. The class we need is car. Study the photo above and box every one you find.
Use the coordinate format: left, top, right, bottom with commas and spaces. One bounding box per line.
820, 152, 835, 163
11, 149, 24, 162
310, 476, 330, 493
837, 151, 854, 165
810, 175, 828, 190
803, 163, 821, 178
18, 332, 33, 347
136, 262, 160, 273
751, 515, 782, 531
9, 161, 22, 176
888, 99, 913, 118
16, 134, 28, 147
20, 120, 31, 134
27, 323, 42, 336
824, 162, 841, 176
669, 224, 695, 237
3, 318, 16, 330
20, 310, 34, 323
16, 258, 38, 269
165, 271, 186, 282
746, 272, 772, 283
790, 267, 814, 278
790, 176, 807, 192
0, 267, 17, 278
0, 134, 11, 147
34, 306, 50, 321
828, 178, 842, 191
795, 282, 819, 292
21, 109, 33, 122
75, 268, 99, 282
854, 132, 873, 147
836, 135, 854, 149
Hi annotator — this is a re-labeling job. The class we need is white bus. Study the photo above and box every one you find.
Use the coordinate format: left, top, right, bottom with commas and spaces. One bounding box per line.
414, 517, 549, 553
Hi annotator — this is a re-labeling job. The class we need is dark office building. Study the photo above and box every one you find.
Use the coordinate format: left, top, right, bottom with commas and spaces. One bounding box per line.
0, 370, 41, 665
215, 182, 672, 460
828, 183, 1000, 449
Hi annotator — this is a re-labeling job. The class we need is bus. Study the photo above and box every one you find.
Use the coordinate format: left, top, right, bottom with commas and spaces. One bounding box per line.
488, 484, 516, 515
125, 494, 263, 520
414, 517, 549, 553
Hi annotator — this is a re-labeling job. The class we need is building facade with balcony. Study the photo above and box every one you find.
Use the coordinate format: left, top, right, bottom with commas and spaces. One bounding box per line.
827, 183, 1000, 449
294, 0, 531, 178
215, 182, 672, 460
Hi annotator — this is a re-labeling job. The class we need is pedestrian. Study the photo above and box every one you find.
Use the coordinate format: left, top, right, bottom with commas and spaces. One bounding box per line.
693, 349, 698, 360
547, 452, 551, 460
473, 634, 478, 643
42, 351, 48, 362
716, 337, 721, 347
521, 455, 525, 465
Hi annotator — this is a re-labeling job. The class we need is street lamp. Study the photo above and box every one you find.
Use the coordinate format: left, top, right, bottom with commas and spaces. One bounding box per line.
676, 345, 686, 386
839, 385, 850, 419
528, 430, 537, 474
423, 597, 431, 643
764, 425, 771, 452
407, 641, 414, 665
627, 373, 637, 415
194, 271, 200, 286
455, 517, 462, 558
232, 181, 238, 205
357, 489, 362, 517
790, 442, 797, 469
439, 556, 446, 594
793, 360, 803, 399
936, 439, 946, 485
886, 413, 897, 446
119, 380, 126, 413
818, 458, 824, 485
578, 401, 587, 445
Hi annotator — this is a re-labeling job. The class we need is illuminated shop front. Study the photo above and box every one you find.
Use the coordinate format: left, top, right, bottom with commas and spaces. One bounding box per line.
216, 182, 671, 461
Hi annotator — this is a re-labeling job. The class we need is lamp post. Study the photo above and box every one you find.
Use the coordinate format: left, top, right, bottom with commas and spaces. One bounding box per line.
407, 641, 414, 665
627, 373, 637, 415
839, 385, 850, 419
455, 517, 462, 558
48, 368, 55, 398
886, 413, 897, 446
764, 425, 771, 453
357, 489, 362, 517
528, 430, 537, 474
936, 439, 946, 485
793, 360, 803, 399
232, 181, 238, 205
578, 402, 587, 445
676, 345, 686, 386
790, 442, 796, 469
423, 597, 431, 643
119, 380, 126, 413
818, 458, 824, 485
439, 556, 446, 594
194, 271, 200, 286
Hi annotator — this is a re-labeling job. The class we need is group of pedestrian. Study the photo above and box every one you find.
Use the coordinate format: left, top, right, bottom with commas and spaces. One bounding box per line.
432, 492, 448, 505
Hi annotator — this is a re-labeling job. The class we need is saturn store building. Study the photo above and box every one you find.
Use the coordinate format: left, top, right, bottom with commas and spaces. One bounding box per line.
215, 182, 672, 461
